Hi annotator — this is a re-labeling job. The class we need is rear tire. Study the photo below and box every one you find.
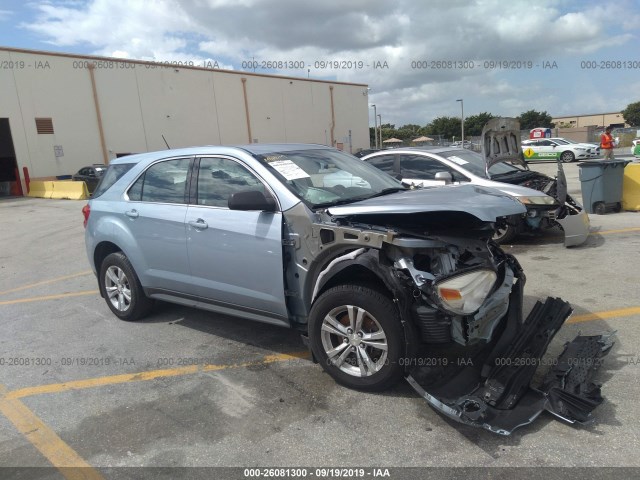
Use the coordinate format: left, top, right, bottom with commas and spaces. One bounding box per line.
308, 284, 404, 391
99, 252, 153, 321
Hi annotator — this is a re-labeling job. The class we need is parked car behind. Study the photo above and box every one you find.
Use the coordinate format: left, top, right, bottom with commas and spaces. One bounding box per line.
362, 119, 589, 246
83, 143, 610, 434
353, 149, 381, 158
521, 138, 595, 163
72, 164, 107, 193
548, 137, 600, 157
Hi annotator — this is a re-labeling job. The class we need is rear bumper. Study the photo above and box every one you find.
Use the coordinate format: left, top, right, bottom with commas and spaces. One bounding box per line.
406, 288, 613, 435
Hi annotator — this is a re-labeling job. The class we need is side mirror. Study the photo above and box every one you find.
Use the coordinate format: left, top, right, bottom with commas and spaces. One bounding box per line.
394, 173, 403, 181
434, 171, 453, 184
228, 190, 277, 212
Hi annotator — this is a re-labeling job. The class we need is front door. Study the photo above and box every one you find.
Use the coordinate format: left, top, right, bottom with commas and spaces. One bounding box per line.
185, 156, 287, 321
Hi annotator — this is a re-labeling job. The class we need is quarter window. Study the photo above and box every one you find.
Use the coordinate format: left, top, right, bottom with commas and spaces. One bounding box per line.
127, 158, 189, 204
197, 157, 265, 208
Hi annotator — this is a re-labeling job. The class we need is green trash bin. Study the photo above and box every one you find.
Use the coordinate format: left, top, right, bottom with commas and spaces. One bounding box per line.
579, 160, 631, 214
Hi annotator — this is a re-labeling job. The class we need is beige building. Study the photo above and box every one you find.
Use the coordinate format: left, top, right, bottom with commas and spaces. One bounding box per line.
0, 47, 370, 196
552, 112, 627, 129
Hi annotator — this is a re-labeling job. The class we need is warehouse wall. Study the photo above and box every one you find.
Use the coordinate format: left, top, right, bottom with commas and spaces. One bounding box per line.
0, 48, 370, 189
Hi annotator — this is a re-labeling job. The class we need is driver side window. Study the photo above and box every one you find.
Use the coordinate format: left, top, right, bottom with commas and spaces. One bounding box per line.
197, 157, 265, 208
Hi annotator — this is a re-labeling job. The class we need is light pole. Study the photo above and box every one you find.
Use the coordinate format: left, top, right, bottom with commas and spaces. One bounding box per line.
371, 104, 378, 149
456, 99, 464, 146
377, 114, 382, 149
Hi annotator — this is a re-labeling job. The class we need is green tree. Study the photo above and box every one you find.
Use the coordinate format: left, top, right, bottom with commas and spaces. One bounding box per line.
396, 124, 423, 142
426, 116, 462, 140
622, 101, 640, 127
464, 112, 495, 136
517, 110, 554, 130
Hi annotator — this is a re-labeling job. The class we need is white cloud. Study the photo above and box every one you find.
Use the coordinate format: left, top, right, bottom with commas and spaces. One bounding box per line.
18, 0, 640, 125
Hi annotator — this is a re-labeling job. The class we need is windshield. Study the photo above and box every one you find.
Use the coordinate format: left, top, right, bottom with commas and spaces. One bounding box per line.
255, 149, 404, 208
438, 149, 522, 179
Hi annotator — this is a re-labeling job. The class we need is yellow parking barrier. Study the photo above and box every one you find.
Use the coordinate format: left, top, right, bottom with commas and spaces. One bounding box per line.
49, 181, 89, 200
622, 163, 640, 211
27, 181, 54, 199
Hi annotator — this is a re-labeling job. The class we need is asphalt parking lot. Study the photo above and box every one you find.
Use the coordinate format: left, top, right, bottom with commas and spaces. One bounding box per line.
1, 159, 640, 479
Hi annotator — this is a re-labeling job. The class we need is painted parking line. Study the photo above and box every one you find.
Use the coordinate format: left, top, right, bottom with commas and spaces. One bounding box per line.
0, 270, 93, 296
568, 306, 640, 324
595, 227, 640, 235
5, 351, 311, 400
0, 352, 309, 478
0, 385, 104, 480
0, 290, 99, 306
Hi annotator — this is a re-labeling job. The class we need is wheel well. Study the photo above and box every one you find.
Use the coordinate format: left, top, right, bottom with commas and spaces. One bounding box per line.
317, 265, 392, 300
93, 241, 122, 272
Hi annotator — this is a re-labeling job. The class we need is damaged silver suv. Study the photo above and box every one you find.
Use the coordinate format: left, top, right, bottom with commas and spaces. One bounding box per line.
83, 143, 611, 435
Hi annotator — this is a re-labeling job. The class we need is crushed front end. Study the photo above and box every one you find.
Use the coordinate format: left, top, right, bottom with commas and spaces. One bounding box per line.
392, 235, 612, 434
287, 184, 610, 434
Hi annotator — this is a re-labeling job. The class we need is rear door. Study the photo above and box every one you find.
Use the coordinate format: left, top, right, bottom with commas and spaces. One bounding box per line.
185, 156, 288, 322
124, 157, 192, 292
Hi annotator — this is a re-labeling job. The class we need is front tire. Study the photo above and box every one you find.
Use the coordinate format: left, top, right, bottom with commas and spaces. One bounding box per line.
99, 252, 152, 321
309, 284, 404, 391
561, 151, 575, 163
492, 220, 518, 244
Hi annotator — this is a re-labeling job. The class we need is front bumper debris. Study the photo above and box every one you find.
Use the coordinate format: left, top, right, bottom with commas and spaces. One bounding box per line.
556, 210, 590, 247
406, 296, 613, 435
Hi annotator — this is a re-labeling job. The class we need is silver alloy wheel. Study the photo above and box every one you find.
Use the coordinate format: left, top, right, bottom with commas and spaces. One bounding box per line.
104, 265, 132, 312
493, 225, 508, 241
561, 151, 575, 163
320, 305, 388, 377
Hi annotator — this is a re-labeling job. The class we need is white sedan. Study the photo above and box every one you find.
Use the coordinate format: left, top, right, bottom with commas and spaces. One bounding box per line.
521, 138, 597, 163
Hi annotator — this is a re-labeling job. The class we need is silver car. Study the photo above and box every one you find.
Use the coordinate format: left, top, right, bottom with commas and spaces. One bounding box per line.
83, 143, 610, 434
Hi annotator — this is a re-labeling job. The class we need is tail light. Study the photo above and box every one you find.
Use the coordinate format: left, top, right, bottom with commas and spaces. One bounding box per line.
82, 204, 90, 228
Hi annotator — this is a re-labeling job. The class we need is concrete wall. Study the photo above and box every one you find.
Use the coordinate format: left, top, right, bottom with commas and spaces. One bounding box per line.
0, 48, 370, 189
552, 112, 627, 128
555, 126, 597, 143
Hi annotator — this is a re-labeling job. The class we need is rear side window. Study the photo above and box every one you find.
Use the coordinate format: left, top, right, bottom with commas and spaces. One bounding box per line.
399, 155, 447, 180
366, 154, 396, 174
127, 158, 190, 204
92, 163, 135, 198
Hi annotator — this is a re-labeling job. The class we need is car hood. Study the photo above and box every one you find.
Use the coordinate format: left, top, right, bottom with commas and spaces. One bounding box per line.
326, 184, 526, 222
480, 179, 555, 200
481, 117, 528, 175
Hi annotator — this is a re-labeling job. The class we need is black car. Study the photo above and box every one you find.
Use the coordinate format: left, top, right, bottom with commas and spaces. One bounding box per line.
72, 165, 107, 193
353, 149, 381, 158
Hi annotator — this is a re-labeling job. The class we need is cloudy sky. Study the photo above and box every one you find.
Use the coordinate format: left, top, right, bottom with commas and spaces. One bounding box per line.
1, 0, 639, 127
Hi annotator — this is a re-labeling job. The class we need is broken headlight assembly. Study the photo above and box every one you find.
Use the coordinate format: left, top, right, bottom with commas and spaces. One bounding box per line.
435, 269, 497, 315
515, 194, 556, 206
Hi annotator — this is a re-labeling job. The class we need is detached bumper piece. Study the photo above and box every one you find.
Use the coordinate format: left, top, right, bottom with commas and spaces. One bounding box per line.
406, 297, 614, 435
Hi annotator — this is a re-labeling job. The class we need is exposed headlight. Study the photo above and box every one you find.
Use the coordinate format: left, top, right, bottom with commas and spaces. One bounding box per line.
436, 269, 497, 315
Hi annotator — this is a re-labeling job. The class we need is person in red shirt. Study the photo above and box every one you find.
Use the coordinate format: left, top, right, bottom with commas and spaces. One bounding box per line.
600, 126, 615, 160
